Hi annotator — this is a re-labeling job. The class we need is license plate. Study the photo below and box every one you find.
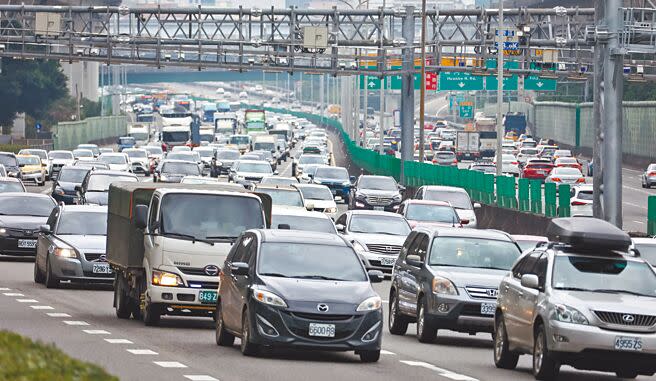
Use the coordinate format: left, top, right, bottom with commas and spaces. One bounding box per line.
373, 206, 384, 211
380, 257, 396, 266
17, 239, 37, 249
199, 290, 218, 304
614, 336, 643, 352
480, 302, 496, 316
92, 263, 112, 274
308, 323, 335, 337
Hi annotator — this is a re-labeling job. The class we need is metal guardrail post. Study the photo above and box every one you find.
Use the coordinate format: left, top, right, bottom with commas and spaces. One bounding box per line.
648, 195, 656, 236
558, 184, 571, 217
530, 179, 542, 214
544, 182, 557, 217
518, 178, 530, 212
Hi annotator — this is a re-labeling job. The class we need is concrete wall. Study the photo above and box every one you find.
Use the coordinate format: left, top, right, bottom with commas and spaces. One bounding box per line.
52, 116, 127, 150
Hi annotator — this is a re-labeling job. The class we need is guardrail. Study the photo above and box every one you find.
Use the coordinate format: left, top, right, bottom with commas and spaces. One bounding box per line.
649, 195, 656, 236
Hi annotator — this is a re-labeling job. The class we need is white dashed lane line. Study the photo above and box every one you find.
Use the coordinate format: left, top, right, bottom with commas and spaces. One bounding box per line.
0, 287, 11, 291
16, 299, 39, 303
127, 349, 159, 355
30, 305, 54, 310
154, 361, 188, 368
380, 350, 396, 355
63, 320, 90, 326
105, 339, 134, 344
47, 312, 71, 317
83, 330, 111, 335
400, 360, 479, 381
3, 292, 24, 296
184, 376, 220, 381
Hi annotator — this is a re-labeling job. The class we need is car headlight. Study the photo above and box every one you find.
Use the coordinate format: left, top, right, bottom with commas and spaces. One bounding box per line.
324, 207, 337, 213
54, 187, 65, 196
54, 248, 77, 258
351, 240, 368, 252
342, 181, 351, 187
551, 304, 589, 325
252, 288, 287, 308
216, 161, 223, 166
357, 296, 382, 312
393, 194, 402, 201
152, 270, 184, 287
432, 276, 458, 295
159, 175, 168, 181
0, 228, 6, 235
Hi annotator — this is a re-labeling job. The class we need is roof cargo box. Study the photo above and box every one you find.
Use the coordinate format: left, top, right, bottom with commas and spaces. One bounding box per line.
546, 217, 631, 252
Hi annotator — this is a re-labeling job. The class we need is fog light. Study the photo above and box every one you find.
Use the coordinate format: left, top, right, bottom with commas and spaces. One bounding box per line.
361, 321, 381, 342
437, 303, 450, 313
162, 292, 173, 300
256, 314, 279, 337
553, 334, 569, 343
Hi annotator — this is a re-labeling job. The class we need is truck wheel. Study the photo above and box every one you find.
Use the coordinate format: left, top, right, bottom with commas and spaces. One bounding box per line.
114, 278, 131, 319
44, 258, 59, 289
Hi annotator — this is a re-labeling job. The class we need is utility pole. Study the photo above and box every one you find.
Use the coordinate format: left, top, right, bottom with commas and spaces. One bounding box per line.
400, 5, 415, 184
354, 72, 361, 145
378, 0, 386, 155
418, 0, 427, 162
592, 1, 604, 219
495, 1, 504, 177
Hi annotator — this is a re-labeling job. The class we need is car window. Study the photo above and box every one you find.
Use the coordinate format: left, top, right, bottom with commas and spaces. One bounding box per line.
415, 234, 429, 262
56, 211, 107, 235
533, 253, 548, 289
240, 234, 257, 264
148, 195, 160, 230
335, 213, 347, 227
46, 208, 60, 229
512, 252, 541, 279
429, 237, 521, 270
404, 233, 421, 263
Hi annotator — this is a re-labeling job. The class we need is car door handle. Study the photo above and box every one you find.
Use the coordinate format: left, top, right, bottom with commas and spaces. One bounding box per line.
517, 291, 524, 297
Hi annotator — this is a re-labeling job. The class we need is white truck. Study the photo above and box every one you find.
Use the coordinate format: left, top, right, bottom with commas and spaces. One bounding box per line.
108, 182, 271, 326
128, 124, 151, 146
455, 131, 480, 161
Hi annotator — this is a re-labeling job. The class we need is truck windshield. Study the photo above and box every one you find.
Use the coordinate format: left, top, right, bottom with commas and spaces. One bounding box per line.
160, 194, 263, 239
253, 142, 275, 151
162, 131, 190, 142
230, 136, 249, 145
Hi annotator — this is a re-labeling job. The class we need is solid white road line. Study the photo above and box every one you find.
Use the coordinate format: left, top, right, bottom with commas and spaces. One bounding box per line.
400, 360, 478, 381
104, 339, 134, 344
633, 220, 645, 224
30, 305, 54, 310
380, 350, 396, 355
16, 299, 39, 303
184, 376, 219, 381
3, 292, 24, 296
83, 330, 111, 335
47, 312, 71, 317
127, 349, 158, 355
153, 361, 187, 368
63, 320, 90, 326
0, 287, 11, 291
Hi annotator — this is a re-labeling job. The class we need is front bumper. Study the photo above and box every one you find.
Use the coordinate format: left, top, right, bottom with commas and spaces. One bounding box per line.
50, 256, 114, 284
358, 251, 397, 274
21, 172, 44, 181
0, 234, 38, 256
248, 302, 382, 352
425, 291, 497, 333
352, 198, 401, 212
547, 320, 656, 374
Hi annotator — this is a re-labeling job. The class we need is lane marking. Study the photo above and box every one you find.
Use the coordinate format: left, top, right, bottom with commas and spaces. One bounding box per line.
382, 300, 389, 304
83, 330, 111, 335
105, 339, 133, 344
3, 292, 24, 296
63, 320, 89, 326
400, 360, 478, 381
47, 312, 71, 317
30, 305, 54, 310
380, 350, 396, 355
0, 287, 11, 291
153, 361, 187, 368
633, 220, 645, 224
16, 299, 39, 303
184, 376, 219, 381
127, 349, 158, 355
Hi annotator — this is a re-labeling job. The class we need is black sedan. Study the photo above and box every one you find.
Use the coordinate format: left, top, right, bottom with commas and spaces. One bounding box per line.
0, 193, 56, 257
34, 205, 111, 288
51, 166, 90, 205
349, 175, 404, 212
215, 229, 384, 362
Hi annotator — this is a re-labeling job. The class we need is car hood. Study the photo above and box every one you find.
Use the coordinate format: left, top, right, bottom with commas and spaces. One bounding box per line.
107, 164, 129, 170
236, 171, 269, 178
346, 232, 407, 246
307, 200, 337, 209
356, 189, 400, 197
432, 266, 509, 288
84, 191, 109, 205
408, 220, 458, 229
0, 215, 48, 230
260, 276, 376, 313
57, 235, 106, 252
554, 291, 656, 316
315, 177, 349, 185
50, 159, 74, 165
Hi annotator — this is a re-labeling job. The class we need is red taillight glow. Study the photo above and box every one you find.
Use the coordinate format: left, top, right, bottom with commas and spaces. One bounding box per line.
551, 177, 561, 182
571, 200, 588, 206
649, 172, 656, 177
576, 178, 586, 183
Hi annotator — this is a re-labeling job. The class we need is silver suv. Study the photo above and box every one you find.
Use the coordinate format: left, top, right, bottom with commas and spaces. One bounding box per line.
388, 227, 522, 342
494, 217, 656, 380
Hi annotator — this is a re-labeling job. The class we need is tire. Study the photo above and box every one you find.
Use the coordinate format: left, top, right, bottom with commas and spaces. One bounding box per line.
240, 309, 259, 356
114, 277, 131, 319
44, 258, 59, 289
359, 350, 380, 363
416, 297, 437, 343
215, 302, 235, 347
533, 324, 560, 380
33, 260, 45, 284
388, 292, 409, 335
140, 285, 161, 326
494, 316, 519, 369
615, 371, 638, 379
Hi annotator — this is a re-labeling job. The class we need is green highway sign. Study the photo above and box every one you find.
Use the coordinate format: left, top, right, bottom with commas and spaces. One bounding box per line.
459, 104, 474, 119
439, 72, 485, 91
485, 74, 519, 91
390, 66, 421, 90
524, 75, 557, 91
359, 75, 384, 90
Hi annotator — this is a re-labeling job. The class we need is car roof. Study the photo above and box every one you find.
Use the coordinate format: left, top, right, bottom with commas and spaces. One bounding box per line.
416, 226, 514, 241
421, 185, 467, 193
402, 199, 451, 207
255, 185, 297, 192
511, 234, 548, 241
89, 170, 137, 176
347, 210, 405, 218
0, 177, 22, 183
236, 160, 269, 165
292, 183, 329, 190
258, 229, 347, 246
0, 192, 52, 199
271, 207, 330, 218
60, 205, 107, 213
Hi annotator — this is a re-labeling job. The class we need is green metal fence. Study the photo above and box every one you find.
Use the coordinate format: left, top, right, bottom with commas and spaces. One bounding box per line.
52, 116, 128, 150
649, 195, 656, 236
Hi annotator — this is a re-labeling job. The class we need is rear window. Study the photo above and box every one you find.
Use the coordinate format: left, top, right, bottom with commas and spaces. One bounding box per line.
0, 154, 17, 167
271, 215, 337, 234
0, 181, 25, 193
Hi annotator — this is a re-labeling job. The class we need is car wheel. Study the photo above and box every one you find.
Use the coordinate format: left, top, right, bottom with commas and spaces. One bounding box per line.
141, 286, 161, 327
416, 297, 437, 343
494, 315, 519, 369
388, 292, 409, 335
240, 309, 259, 356
33, 260, 45, 284
359, 350, 380, 363
44, 258, 59, 289
215, 302, 235, 347
533, 323, 560, 380
615, 371, 638, 379
114, 278, 131, 319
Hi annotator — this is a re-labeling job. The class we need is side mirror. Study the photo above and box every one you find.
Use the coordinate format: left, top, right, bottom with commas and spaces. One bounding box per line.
230, 262, 249, 276
367, 270, 385, 283
307, 174, 314, 179
306, 203, 315, 211
521, 274, 540, 290
134, 204, 149, 230
349, 176, 356, 184
406, 254, 423, 268
74, 185, 83, 193
277, 224, 291, 230
473, 202, 482, 209
39, 224, 51, 234
335, 223, 346, 233
273, 170, 279, 175
398, 184, 406, 192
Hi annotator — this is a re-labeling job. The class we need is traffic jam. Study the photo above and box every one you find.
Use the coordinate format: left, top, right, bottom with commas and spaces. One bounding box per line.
1, 88, 656, 381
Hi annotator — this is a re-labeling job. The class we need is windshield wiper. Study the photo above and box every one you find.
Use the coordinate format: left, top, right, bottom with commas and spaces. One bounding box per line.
293, 275, 346, 281
205, 235, 237, 243
162, 232, 214, 246
592, 289, 654, 298
467, 266, 510, 271
553, 287, 591, 292
259, 272, 288, 278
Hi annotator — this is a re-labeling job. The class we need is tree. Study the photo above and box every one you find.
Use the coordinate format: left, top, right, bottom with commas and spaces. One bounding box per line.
0, 58, 68, 133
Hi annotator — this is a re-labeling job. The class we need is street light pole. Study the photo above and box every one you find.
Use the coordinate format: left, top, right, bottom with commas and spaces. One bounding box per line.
418, 0, 427, 162
495, 0, 504, 177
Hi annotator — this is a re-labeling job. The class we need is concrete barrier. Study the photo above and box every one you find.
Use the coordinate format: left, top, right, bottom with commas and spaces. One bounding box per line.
52, 116, 127, 150
475, 204, 551, 235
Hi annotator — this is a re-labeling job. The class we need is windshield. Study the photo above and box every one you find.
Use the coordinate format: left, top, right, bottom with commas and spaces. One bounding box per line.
87, 174, 137, 191
0, 181, 24, 193
521, 149, 539, 155
230, 136, 249, 145
298, 186, 333, 201
271, 215, 336, 234
162, 162, 200, 175
358, 176, 397, 191
57, 168, 89, 183
237, 162, 272, 174
144, 147, 163, 156
56, 211, 107, 235
217, 150, 240, 160
299, 156, 324, 165
424, 190, 472, 210
125, 150, 147, 159
314, 167, 349, 181
161, 194, 263, 239
73, 150, 93, 158
349, 215, 410, 235
194, 149, 214, 158
119, 137, 135, 145
406, 204, 459, 223
576, 190, 593, 200
258, 189, 303, 207
634, 243, 656, 267
100, 155, 127, 165
129, 132, 149, 141
258, 242, 366, 281
558, 158, 577, 164
48, 152, 73, 160
18, 156, 41, 165
434, 152, 455, 159
0, 154, 17, 166
552, 255, 656, 297
162, 131, 190, 142
166, 153, 198, 162
20, 150, 46, 160
429, 237, 521, 269
0, 196, 55, 216
253, 142, 275, 151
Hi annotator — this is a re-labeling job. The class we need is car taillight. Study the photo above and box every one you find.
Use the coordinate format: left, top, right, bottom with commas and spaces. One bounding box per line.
432, 158, 437, 164
571, 200, 588, 206
649, 172, 656, 177
576, 178, 586, 183
161, 143, 167, 152
452, 159, 458, 163
512, 162, 518, 165
551, 177, 561, 182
